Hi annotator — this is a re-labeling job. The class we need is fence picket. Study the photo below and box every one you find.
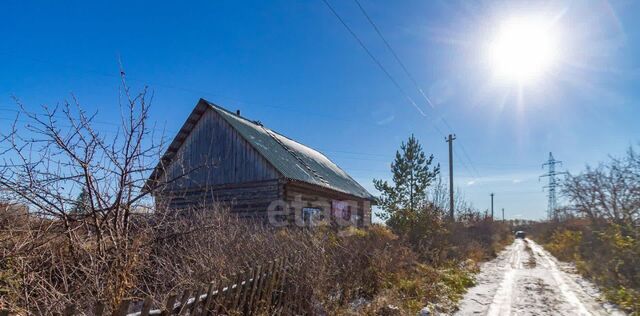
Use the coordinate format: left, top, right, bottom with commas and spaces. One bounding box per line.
161, 295, 177, 316
201, 283, 216, 316
221, 274, 237, 313
114, 299, 130, 316
246, 265, 262, 315
140, 297, 153, 316
213, 281, 226, 314
271, 258, 285, 311
255, 266, 270, 315
231, 270, 245, 311
189, 286, 203, 314
94, 302, 106, 316
63, 304, 76, 316
256, 261, 275, 313
15, 257, 298, 316
238, 267, 254, 314
268, 261, 280, 314
177, 290, 191, 315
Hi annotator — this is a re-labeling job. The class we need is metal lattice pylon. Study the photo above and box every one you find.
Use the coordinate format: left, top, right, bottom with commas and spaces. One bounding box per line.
540, 152, 567, 220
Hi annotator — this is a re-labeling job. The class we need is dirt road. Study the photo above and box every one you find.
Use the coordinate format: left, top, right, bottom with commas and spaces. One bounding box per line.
454, 239, 625, 316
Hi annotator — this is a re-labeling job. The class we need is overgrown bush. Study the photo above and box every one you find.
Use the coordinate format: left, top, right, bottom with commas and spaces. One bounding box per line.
532, 221, 640, 314
0, 80, 513, 314
529, 147, 640, 314
0, 204, 510, 315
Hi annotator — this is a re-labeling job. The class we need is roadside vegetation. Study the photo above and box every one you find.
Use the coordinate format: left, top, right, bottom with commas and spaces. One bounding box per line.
0, 80, 510, 315
530, 147, 640, 315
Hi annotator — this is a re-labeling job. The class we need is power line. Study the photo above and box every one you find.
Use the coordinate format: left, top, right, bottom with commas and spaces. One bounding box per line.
453, 148, 479, 178
3, 3, 480, 182
455, 139, 481, 176
319, 148, 389, 158
319, 0, 428, 118
351, 0, 482, 180
353, 0, 435, 109
0, 52, 385, 127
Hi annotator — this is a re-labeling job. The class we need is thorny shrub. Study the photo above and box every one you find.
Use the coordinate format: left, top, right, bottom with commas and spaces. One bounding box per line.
1, 204, 510, 315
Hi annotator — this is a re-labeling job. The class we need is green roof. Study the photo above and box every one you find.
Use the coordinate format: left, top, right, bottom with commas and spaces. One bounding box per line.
147, 99, 374, 200
205, 100, 374, 200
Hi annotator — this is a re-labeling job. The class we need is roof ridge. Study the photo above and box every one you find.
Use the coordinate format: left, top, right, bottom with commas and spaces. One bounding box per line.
201, 99, 373, 200
203, 99, 306, 146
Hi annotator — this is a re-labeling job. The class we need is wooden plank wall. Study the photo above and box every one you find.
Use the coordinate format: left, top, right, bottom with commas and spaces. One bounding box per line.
161, 108, 280, 192
283, 182, 371, 227
157, 180, 284, 219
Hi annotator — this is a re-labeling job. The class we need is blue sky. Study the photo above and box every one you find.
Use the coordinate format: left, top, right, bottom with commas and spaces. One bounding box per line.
1, 0, 639, 219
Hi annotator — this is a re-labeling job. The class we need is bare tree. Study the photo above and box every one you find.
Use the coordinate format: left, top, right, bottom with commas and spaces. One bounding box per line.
563, 146, 640, 227
0, 72, 176, 310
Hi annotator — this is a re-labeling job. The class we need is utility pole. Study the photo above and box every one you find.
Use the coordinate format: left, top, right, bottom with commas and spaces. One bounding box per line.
540, 152, 567, 220
490, 193, 494, 219
502, 208, 505, 221
446, 134, 456, 220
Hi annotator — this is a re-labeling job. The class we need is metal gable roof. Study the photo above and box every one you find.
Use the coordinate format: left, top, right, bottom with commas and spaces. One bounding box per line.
203, 100, 374, 200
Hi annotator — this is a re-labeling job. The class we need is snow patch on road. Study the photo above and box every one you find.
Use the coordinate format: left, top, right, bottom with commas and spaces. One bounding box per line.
454, 239, 626, 316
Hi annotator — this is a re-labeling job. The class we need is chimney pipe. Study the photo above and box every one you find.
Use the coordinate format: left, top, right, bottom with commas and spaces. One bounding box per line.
236, 109, 241, 116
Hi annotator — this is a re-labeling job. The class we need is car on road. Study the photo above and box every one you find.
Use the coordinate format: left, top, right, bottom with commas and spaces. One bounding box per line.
515, 231, 526, 239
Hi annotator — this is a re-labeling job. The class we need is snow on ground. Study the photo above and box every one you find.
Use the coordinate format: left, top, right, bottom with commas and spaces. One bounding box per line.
454, 239, 626, 316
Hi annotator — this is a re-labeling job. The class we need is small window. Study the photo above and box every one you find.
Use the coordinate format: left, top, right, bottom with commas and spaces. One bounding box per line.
302, 207, 323, 226
342, 205, 352, 221
332, 201, 352, 222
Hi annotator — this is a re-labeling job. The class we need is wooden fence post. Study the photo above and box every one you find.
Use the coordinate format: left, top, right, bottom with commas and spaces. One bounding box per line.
177, 290, 191, 315
189, 286, 203, 314
161, 295, 177, 316
213, 281, 226, 314
202, 282, 216, 315
246, 265, 262, 315
113, 299, 130, 316
238, 267, 255, 314
94, 302, 106, 316
231, 270, 246, 311
140, 297, 153, 316
63, 304, 76, 316
224, 273, 239, 313
275, 257, 289, 312
9, 257, 293, 316
220, 274, 237, 313
256, 260, 275, 313
268, 260, 282, 313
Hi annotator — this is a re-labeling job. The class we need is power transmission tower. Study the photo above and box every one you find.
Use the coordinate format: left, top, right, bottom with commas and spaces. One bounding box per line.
446, 134, 456, 220
540, 152, 567, 220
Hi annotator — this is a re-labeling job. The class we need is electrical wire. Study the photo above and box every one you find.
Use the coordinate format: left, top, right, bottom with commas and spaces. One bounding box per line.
319, 0, 428, 118
351, 0, 483, 180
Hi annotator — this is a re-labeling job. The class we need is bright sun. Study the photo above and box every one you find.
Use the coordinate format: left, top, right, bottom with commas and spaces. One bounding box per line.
489, 17, 558, 83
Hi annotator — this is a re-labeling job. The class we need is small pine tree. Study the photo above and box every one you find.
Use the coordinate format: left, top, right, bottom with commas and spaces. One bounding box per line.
373, 134, 440, 230
70, 188, 90, 215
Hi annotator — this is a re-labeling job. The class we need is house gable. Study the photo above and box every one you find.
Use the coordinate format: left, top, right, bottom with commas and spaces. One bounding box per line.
157, 103, 281, 192
204, 100, 374, 200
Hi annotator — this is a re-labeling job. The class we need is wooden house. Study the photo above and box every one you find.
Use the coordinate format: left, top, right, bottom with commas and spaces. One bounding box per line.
146, 99, 374, 226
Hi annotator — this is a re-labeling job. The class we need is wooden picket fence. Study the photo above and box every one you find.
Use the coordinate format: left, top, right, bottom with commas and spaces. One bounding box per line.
0, 257, 309, 316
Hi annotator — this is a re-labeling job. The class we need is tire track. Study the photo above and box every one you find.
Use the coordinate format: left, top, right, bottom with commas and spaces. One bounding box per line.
455, 239, 626, 316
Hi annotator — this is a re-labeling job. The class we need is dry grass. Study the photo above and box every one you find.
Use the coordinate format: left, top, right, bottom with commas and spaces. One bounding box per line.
0, 205, 512, 315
